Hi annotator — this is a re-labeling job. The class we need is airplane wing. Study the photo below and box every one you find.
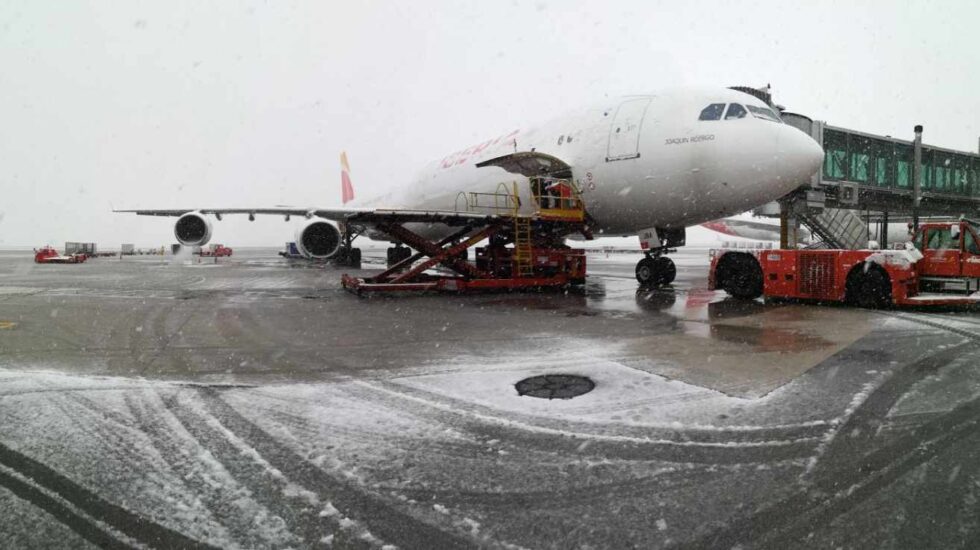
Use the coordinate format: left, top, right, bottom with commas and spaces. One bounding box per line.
114, 207, 498, 226
114, 207, 352, 218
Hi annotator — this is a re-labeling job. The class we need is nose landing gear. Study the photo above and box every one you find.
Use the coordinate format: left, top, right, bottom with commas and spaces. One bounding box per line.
634, 226, 684, 287
635, 253, 676, 286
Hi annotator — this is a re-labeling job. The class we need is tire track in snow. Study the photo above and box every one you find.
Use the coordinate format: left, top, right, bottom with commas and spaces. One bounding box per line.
230, 388, 748, 512
678, 397, 980, 548
393, 463, 735, 510
0, 464, 133, 550
883, 311, 980, 342
348, 381, 821, 465
126, 391, 292, 549
51, 393, 155, 470
189, 386, 475, 549
892, 428, 980, 548
0, 440, 217, 549
367, 376, 831, 445
682, 331, 980, 548
159, 389, 379, 549
238, 388, 506, 462
812, 340, 977, 480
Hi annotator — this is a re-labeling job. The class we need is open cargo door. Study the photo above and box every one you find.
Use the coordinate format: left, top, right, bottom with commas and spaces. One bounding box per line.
476, 151, 572, 178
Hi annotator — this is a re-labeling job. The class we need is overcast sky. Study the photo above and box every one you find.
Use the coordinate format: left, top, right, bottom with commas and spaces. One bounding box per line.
1, 0, 978, 247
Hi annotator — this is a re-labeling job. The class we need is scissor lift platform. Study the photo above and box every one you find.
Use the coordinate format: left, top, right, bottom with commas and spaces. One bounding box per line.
341, 180, 590, 295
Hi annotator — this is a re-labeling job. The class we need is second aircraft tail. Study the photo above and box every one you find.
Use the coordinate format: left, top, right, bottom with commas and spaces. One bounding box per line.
340, 152, 355, 204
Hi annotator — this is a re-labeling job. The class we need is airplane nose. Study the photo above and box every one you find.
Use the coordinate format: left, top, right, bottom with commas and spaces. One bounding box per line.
801, 133, 825, 174
777, 124, 824, 182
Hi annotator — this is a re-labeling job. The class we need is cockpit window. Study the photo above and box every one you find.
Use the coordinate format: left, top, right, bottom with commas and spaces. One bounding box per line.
746, 105, 782, 123
698, 103, 725, 121
724, 103, 747, 120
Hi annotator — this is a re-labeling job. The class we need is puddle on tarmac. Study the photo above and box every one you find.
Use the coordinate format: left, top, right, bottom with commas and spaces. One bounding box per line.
633, 288, 768, 321
681, 322, 833, 352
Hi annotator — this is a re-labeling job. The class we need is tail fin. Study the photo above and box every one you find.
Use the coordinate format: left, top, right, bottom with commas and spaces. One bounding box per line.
340, 151, 355, 204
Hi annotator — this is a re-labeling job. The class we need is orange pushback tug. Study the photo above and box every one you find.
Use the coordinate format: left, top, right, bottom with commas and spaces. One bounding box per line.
341, 180, 590, 295
710, 219, 980, 308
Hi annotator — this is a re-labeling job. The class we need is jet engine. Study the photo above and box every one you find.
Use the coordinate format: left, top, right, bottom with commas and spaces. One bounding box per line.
295, 219, 342, 259
174, 211, 213, 246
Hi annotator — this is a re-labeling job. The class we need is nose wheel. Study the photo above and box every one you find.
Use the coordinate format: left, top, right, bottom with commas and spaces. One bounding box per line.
635, 255, 676, 286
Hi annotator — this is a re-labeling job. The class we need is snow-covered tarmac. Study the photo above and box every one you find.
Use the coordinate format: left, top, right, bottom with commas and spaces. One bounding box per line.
1, 247, 978, 548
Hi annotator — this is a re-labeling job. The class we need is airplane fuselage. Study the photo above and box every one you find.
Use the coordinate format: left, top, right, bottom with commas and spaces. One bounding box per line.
363, 87, 823, 239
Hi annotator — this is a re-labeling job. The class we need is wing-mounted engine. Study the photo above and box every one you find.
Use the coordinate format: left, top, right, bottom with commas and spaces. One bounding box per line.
295, 219, 342, 259
174, 212, 213, 246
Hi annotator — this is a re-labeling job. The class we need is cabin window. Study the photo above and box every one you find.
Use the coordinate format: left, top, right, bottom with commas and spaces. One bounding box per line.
913, 228, 925, 251
925, 227, 958, 250
724, 103, 747, 120
746, 105, 782, 123
966, 230, 980, 255
699, 103, 725, 121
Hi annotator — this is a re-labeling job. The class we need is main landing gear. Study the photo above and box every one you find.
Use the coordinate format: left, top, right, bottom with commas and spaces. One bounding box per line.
635, 251, 676, 287
334, 246, 362, 269
334, 225, 363, 269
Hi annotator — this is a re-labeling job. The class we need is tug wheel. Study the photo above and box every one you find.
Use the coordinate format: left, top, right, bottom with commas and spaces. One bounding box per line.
717, 253, 763, 299
846, 265, 892, 309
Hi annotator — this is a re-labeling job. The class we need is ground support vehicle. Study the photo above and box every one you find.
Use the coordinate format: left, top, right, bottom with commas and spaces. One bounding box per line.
198, 244, 233, 257
710, 220, 980, 308
279, 242, 304, 259
34, 247, 87, 264
341, 180, 590, 295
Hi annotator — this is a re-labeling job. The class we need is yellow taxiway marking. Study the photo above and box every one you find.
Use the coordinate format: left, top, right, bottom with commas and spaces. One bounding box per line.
0, 321, 17, 330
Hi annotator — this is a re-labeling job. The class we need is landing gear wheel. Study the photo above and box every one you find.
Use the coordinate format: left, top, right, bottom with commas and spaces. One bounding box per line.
635, 256, 676, 287
347, 247, 361, 269
848, 267, 891, 309
336, 247, 362, 269
653, 256, 676, 285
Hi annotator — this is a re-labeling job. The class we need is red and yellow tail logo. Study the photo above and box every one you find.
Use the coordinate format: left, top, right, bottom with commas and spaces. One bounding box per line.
340, 151, 355, 204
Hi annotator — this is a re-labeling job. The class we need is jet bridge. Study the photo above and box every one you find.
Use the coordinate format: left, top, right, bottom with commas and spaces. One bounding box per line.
777, 114, 980, 249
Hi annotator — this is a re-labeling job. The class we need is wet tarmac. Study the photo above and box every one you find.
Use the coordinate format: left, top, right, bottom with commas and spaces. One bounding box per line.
0, 246, 978, 549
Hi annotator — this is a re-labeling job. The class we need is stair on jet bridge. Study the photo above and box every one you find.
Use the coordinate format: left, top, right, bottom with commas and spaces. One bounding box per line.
800, 207, 869, 249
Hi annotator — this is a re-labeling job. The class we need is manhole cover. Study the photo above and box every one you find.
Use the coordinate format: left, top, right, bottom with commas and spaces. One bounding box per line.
515, 374, 595, 399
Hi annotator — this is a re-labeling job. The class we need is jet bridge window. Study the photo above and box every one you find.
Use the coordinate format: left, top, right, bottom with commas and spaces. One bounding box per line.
746, 105, 782, 123
699, 103, 726, 121
724, 103, 747, 119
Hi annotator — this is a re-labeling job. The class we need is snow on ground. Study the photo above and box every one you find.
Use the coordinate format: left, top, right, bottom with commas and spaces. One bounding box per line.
384, 339, 745, 429
0, 370, 317, 549
0, 303, 974, 548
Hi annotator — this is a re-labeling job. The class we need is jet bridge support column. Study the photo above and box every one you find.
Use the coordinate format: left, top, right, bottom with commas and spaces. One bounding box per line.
881, 211, 889, 249
779, 200, 801, 249
912, 125, 923, 232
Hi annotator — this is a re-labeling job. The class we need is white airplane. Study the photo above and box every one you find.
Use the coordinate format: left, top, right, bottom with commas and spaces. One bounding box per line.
117, 86, 823, 285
